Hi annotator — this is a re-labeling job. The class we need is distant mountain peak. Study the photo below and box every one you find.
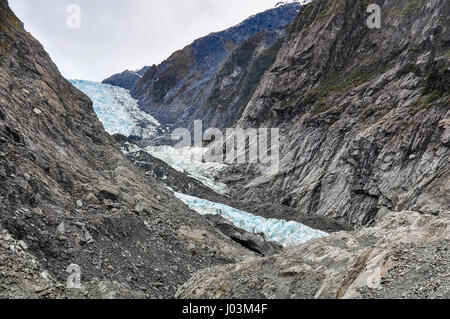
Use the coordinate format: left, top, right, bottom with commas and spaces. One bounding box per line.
103, 3, 303, 128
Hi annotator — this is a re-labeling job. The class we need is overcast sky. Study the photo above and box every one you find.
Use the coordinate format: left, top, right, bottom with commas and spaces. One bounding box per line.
9, 0, 288, 81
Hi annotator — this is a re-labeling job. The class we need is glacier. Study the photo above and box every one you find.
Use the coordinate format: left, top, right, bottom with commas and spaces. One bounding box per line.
71, 78, 327, 247
145, 145, 229, 195
122, 142, 229, 195
70, 80, 160, 139
174, 192, 329, 247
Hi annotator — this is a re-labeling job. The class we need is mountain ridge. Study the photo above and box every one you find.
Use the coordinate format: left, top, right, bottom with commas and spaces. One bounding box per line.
103, 2, 302, 129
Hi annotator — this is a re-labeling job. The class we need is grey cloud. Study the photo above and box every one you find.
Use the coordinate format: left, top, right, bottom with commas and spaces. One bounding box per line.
9, 0, 281, 81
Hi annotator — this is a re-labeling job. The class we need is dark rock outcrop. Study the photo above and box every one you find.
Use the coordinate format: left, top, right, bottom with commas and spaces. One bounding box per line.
210, 219, 283, 257
102, 66, 150, 91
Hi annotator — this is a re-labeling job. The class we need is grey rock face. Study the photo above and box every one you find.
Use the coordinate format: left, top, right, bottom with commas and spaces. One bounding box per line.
177, 211, 450, 299
224, 0, 450, 227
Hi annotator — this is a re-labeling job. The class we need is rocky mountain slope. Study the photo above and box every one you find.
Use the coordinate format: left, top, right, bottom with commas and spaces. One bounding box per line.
2, 0, 449, 300
0, 0, 270, 298
104, 2, 302, 129
103, 66, 150, 91
223, 0, 450, 227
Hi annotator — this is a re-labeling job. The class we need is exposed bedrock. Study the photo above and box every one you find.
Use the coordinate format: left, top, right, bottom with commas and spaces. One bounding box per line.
223, 0, 449, 227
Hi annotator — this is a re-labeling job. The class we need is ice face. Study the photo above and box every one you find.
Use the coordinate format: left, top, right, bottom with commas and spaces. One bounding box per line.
174, 192, 329, 247
145, 145, 230, 195
69, 80, 160, 139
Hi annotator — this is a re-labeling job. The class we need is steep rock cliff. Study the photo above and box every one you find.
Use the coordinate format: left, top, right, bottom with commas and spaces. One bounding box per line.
225, 0, 449, 227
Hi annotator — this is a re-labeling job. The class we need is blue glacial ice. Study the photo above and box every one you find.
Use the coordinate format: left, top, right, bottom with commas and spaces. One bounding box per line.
70, 80, 160, 139
70, 78, 327, 247
173, 192, 329, 247
144, 145, 230, 195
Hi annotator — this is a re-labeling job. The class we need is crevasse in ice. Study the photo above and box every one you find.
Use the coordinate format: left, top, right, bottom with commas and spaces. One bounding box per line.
69, 80, 160, 139
173, 192, 329, 247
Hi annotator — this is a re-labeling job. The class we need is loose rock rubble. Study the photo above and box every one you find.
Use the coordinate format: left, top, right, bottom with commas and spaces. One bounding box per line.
177, 211, 449, 299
